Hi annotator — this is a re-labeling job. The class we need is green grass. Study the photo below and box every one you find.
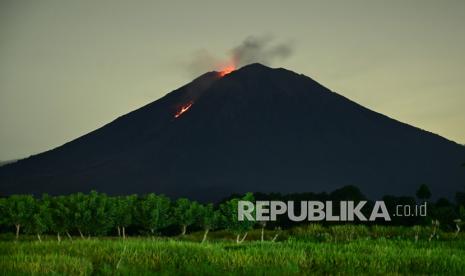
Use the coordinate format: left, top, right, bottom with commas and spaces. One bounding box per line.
1, 227, 465, 275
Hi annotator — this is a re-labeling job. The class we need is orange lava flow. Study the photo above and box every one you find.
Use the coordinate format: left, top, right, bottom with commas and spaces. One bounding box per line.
219, 65, 235, 77
174, 102, 193, 118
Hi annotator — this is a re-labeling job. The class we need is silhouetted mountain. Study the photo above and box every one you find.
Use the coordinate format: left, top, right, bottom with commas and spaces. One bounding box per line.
1, 63, 464, 201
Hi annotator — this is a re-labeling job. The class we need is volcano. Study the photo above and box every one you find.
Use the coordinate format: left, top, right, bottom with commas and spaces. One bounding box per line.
1, 63, 464, 201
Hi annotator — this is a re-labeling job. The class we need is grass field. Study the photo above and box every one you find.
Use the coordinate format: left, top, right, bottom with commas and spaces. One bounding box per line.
2, 226, 465, 275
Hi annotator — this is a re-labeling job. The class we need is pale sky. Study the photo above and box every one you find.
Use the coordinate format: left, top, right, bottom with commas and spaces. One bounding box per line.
1, 0, 464, 160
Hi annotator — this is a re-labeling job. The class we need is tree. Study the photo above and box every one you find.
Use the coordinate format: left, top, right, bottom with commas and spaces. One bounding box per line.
416, 184, 432, 202
65, 191, 113, 238
49, 195, 72, 242
135, 193, 172, 235
111, 195, 137, 239
197, 203, 222, 243
24, 195, 52, 242
68, 192, 92, 239
220, 193, 255, 243
85, 191, 113, 236
431, 198, 457, 228
3, 195, 35, 240
173, 198, 201, 235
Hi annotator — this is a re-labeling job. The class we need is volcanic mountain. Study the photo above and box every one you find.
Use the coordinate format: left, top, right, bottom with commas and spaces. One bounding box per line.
1, 63, 464, 201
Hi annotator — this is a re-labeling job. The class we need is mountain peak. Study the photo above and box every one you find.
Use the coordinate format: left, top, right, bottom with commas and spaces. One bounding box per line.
233, 63, 274, 75
213, 63, 272, 78
239, 63, 271, 70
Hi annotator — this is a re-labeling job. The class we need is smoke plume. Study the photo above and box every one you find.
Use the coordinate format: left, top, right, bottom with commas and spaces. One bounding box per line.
187, 35, 294, 76
231, 35, 293, 67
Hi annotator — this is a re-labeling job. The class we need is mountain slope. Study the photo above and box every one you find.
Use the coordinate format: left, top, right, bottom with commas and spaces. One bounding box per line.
1, 63, 464, 201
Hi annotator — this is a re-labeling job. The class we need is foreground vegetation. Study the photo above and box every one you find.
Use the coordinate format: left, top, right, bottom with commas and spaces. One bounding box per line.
2, 184, 465, 242
2, 226, 465, 275
2, 184, 465, 274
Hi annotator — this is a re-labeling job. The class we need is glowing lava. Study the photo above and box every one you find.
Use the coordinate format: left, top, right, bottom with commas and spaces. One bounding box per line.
174, 102, 193, 118
219, 65, 235, 77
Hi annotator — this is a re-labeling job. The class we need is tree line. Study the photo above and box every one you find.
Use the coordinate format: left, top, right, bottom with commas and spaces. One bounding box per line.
1, 184, 464, 242
0, 191, 255, 243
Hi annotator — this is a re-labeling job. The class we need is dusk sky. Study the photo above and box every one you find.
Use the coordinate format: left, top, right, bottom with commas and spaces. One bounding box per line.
1, 0, 464, 160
